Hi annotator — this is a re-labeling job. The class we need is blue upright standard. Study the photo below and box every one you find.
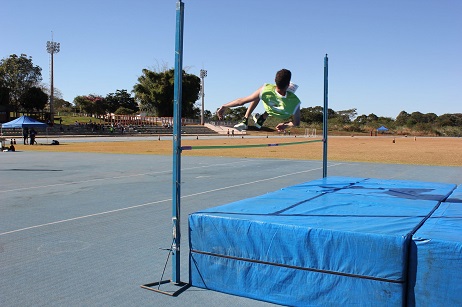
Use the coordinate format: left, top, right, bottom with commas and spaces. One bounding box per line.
189, 177, 457, 305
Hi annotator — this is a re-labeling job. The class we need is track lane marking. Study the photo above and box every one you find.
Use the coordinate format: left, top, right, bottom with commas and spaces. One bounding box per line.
0, 162, 343, 236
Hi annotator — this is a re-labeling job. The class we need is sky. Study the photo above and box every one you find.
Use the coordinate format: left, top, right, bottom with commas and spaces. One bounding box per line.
2, 0, 461, 119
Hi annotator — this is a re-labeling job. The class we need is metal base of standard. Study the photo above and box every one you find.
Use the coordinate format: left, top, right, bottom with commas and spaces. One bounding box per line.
141, 280, 190, 297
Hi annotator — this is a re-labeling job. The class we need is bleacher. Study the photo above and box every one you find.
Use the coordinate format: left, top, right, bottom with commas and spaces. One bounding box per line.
0, 124, 218, 138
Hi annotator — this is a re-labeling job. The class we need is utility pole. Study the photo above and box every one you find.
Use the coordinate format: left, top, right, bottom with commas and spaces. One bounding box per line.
200, 69, 207, 125
46, 34, 60, 123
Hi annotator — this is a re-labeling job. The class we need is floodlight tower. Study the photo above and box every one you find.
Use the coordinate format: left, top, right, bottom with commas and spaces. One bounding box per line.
200, 69, 207, 125
46, 35, 60, 122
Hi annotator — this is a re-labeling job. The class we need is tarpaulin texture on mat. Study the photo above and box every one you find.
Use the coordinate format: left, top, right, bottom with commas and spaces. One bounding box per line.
188, 177, 460, 306
409, 184, 462, 306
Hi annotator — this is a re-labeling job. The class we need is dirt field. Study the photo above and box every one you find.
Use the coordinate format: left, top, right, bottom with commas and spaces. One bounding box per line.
9, 136, 462, 167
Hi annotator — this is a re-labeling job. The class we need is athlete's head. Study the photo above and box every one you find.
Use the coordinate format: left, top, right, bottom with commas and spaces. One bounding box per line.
275, 69, 291, 89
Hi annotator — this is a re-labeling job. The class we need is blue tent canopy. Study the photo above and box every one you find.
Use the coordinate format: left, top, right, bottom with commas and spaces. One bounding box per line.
1, 116, 48, 129
377, 125, 389, 131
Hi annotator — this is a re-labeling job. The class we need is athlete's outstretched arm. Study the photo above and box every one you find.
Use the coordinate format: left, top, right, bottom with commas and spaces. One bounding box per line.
217, 86, 262, 120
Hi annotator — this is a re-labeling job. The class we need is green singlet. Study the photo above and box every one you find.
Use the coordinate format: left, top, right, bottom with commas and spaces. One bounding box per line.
260, 83, 301, 119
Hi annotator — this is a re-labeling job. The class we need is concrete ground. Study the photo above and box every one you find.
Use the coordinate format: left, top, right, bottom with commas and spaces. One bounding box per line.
1, 150, 461, 306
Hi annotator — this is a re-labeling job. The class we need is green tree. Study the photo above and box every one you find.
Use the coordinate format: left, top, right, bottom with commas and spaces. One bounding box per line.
395, 111, 410, 126
203, 110, 212, 120
0, 87, 9, 107
423, 113, 438, 123
105, 89, 138, 114
437, 113, 462, 127
300, 106, 337, 124
73, 94, 106, 116
353, 114, 368, 125
133, 68, 200, 117
367, 113, 379, 122
54, 98, 73, 113
300, 106, 323, 123
376, 116, 395, 127
406, 117, 417, 127
336, 108, 357, 124
19, 86, 48, 112
39, 85, 66, 113
214, 106, 247, 121
0, 54, 42, 113
114, 106, 135, 115
410, 111, 425, 124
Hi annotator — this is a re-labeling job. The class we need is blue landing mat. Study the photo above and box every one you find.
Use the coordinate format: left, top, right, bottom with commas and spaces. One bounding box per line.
409, 185, 462, 306
189, 177, 457, 306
